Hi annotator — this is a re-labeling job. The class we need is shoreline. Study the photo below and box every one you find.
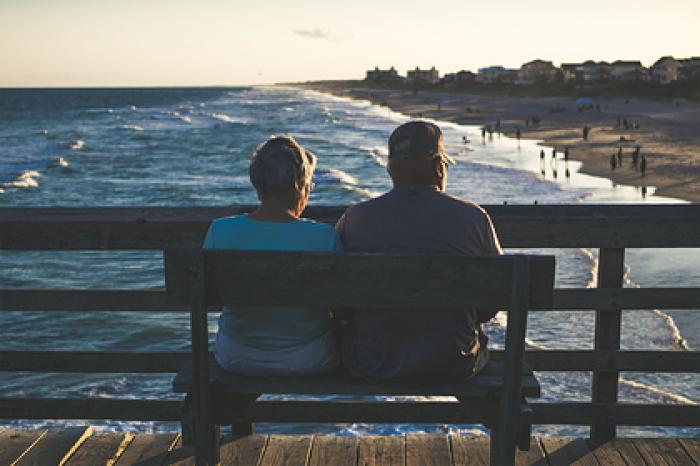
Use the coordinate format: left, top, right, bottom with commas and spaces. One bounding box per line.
293, 82, 700, 203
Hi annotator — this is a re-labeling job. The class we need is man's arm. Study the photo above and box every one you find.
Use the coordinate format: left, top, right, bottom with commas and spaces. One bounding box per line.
478, 211, 503, 323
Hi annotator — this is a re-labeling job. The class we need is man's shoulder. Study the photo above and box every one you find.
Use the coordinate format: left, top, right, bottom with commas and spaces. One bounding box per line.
434, 191, 489, 218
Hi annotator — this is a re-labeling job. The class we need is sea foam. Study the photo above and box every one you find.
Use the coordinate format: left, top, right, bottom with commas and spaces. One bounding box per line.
70, 139, 85, 150
120, 124, 144, 131
5, 170, 41, 189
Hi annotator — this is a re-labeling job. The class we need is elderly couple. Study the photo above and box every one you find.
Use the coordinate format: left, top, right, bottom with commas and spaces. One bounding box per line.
203, 120, 502, 385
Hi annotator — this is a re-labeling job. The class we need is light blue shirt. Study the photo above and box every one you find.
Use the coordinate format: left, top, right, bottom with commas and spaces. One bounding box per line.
203, 214, 341, 350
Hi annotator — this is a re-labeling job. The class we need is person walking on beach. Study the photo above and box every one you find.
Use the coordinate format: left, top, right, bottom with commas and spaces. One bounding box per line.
551, 148, 557, 160
617, 147, 623, 166
640, 155, 647, 176
515, 127, 521, 141
481, 127, 486, 140
336, 120, 502, 384
582, 125, 590, 140
632, 146, 641, 168
564, 147, 570, 162
610, 153, 617, 170
540, 149, 546, 173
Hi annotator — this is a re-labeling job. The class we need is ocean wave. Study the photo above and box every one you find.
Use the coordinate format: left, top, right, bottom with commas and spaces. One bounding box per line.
34, 129, 49, 136
120, 124, 144, 131
314, 168, 358, 186
4, 170, 41, 189
70, 139, 85, 150
210, 113, 247, 125
54, 157, 69, 168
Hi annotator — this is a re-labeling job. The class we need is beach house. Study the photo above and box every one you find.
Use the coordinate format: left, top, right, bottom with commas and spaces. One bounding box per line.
609, 60, 646, 80
679, 57, 700, 80
365, 66, 403, 82
516, 59, 558, 84
442, 70, 476, 84
406, 67, 439, 84
651, 56, 682, 84
476, 66, 517, 83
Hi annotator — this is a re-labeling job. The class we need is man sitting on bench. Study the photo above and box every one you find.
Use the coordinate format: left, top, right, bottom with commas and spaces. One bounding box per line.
336, 121, 503, 385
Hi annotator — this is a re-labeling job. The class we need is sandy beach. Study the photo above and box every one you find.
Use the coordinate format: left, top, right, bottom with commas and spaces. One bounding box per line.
296, 82, 700, 203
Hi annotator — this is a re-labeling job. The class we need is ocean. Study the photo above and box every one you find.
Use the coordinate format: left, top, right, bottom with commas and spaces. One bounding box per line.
0, 86, 698, 437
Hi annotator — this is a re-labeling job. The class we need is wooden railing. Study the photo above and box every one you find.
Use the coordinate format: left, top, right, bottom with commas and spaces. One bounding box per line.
1, 205, 699, 444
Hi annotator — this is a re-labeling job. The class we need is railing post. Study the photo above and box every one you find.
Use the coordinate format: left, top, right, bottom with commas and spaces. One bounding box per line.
590, 247, 625, 445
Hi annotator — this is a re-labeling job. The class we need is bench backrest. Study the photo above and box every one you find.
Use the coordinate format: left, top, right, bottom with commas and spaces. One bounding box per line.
201, 251, 555, 311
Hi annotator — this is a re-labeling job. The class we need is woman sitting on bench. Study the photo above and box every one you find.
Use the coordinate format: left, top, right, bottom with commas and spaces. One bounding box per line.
203, 135, 340, 376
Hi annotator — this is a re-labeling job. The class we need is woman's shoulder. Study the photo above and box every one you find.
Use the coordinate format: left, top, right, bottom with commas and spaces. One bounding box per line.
208, 214, 250, 231
295, 218, 336, 235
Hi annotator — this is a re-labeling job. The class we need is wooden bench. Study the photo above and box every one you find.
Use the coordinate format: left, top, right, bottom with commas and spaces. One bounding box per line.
173, 250, 555, 466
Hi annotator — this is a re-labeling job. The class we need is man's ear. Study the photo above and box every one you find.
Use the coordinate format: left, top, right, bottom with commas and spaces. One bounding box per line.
432, 157, 445, 178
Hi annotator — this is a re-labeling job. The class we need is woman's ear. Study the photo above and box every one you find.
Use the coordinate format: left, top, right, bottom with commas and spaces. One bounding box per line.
432, 157, 445, 178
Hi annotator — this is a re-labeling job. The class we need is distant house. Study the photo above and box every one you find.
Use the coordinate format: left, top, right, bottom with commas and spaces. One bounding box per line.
517, 59, 558, 84
581, 60, 611, 81
407, 67, 440, 84
652, 56, 682, 84
476, 66, 517, 83
365, 66, 403, 82
443, 70, 476, 84
610, 60, 646, 80
679, 57, 700, 80
561, 63, 582, 82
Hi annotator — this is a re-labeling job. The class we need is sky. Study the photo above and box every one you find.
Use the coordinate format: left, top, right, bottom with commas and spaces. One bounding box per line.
1, 0, 699, 87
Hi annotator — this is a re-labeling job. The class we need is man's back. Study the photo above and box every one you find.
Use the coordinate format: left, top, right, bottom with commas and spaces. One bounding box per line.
336, 186, 502, 384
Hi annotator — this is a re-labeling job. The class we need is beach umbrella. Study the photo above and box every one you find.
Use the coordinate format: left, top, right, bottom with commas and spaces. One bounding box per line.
576, 97, 593, 105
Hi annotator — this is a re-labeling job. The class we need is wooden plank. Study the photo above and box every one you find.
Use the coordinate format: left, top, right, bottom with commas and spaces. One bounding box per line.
406, 434, 451, 466
3, 204, 700, 249
524, 350, 700, 372
450, 435, 490, 466
219, 435, 268, 466
258, 435, 312, 466
0, 429, 47, 465
0, 351, 188, 373
308, 436, 357, 466
15, 426, 93, 466
530, 403, 700, 426
0, 398, 182, 421
553, 288, 700, 310
591, 248, 625, 445
540, 437, 599, 466
176, 357, 540, 398
633, 438, 695, 466
204, 251, 554, 311
588, 439, 646, 466
4, 348, 699, 375
678, 438, 700, 463
358, 436, 405, 466
64, 432, 129, 465
450, 436, 549, 466
0, 289, 187, 312
115, 433, 178, 465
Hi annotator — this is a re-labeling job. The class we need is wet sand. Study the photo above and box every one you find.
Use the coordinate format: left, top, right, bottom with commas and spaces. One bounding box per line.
295, 82, 700, 203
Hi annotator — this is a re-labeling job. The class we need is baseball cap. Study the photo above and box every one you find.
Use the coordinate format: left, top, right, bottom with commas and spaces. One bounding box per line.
388, 121, 455, 164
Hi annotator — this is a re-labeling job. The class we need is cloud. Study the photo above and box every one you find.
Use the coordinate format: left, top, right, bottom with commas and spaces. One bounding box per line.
294, 28, 337, 41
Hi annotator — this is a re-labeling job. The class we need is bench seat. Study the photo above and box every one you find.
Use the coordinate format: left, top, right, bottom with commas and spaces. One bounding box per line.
173, 354, 540, 398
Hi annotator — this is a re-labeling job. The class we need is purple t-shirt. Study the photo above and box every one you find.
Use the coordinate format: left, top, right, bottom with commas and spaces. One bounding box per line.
336, 185, 502, 383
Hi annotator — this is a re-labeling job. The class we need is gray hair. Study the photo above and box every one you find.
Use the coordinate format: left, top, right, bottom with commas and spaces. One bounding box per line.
249, 135, 316, 198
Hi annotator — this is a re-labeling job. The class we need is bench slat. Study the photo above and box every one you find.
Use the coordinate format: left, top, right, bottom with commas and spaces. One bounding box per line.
204, 252, 554, 311
173, 357, 540, 397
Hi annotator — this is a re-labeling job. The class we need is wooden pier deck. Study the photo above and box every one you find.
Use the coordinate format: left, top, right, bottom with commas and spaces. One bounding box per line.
1, 427, 699, 465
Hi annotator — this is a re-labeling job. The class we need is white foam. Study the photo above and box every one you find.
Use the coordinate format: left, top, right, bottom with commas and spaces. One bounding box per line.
284, 106, 295, 112
70, 139, 85, 150
55, 157, 69, 168
315, 168, 358, 186
5, 170, 41, 189
129, 105, 138, 111
120, 124, 144, 131
211, 113, 247, 125
34, 129, 49, 136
